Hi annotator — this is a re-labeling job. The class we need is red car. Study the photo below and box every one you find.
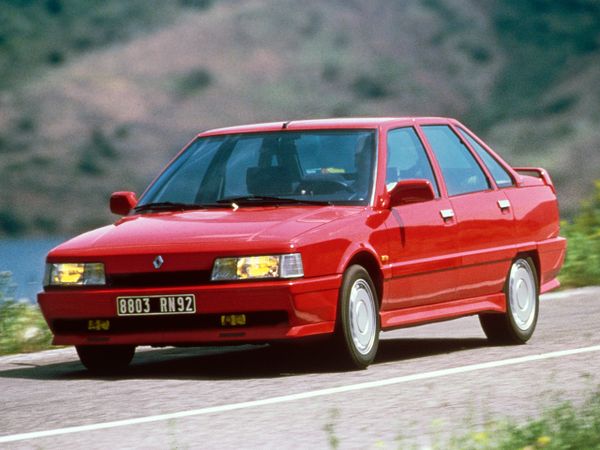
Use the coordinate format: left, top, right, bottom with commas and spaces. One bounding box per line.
38, 117, 566, 371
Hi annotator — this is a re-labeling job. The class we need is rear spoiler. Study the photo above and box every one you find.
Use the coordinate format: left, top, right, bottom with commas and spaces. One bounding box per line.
513, 167, 556, 193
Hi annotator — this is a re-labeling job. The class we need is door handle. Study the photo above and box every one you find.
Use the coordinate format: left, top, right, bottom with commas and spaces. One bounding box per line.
440, 209, 455, 220
498, 199, 511, 210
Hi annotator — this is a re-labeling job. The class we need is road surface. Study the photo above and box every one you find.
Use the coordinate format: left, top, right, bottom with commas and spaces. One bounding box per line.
1, 287, 599, 449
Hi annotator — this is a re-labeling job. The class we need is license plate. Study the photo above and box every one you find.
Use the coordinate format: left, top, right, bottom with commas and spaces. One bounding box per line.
116, 294, 196, 316
221, 314, 246, 327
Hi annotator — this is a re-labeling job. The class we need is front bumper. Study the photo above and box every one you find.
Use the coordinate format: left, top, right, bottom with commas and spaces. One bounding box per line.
38, 274, 342, 346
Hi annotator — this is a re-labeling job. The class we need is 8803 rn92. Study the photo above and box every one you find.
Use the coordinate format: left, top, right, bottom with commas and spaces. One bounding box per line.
116, 294, 196, 316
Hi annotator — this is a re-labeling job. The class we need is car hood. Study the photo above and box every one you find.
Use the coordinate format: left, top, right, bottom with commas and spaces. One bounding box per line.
50, 206, 363, 259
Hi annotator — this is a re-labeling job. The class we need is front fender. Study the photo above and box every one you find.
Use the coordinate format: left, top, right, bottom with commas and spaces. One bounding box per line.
335, 242, 383, 276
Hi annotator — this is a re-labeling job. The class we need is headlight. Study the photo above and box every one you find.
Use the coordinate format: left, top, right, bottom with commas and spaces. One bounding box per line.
44, 263, 106, 286
211, 253, 304, 281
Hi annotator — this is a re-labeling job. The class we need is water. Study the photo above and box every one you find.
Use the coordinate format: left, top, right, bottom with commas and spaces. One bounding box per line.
0, 238, 66, 303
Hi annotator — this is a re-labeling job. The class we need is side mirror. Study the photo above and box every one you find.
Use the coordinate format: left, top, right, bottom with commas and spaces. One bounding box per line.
110, 191, 137, 216
388, 179, 435, 208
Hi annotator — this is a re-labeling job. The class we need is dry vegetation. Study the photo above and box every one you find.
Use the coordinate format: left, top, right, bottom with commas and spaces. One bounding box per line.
0, 0, 599, 236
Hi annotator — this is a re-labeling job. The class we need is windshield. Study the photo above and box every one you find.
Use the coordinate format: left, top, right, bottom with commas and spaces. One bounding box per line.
138, 130, 376, 209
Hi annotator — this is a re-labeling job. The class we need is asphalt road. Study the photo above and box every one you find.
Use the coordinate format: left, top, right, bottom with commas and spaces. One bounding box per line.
1, 287, 599, 449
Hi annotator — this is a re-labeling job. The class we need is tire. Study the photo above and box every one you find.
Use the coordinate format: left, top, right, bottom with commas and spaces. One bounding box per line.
333, 265, 380, 369
76, 345, 135, 373
479, 257, 539, 344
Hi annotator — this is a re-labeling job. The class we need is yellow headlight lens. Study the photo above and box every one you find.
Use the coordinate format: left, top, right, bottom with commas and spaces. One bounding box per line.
237, 256, 280, 279
45, 263, 106, 286
54, 263, 85, 284
211, 254, 303, 281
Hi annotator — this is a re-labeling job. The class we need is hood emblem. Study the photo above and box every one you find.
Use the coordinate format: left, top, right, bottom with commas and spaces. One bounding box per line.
153, 255, 164, 270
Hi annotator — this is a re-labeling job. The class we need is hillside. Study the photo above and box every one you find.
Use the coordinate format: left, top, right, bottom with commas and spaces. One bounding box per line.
1, 0, 599, 237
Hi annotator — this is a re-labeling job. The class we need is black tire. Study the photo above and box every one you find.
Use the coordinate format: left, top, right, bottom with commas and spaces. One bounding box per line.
76, 345, 135, 373
479, 257, 539, 344
333, 265, 380, 369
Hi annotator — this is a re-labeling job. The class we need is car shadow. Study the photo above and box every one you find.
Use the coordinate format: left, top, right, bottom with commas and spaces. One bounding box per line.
0, 337, 490, 381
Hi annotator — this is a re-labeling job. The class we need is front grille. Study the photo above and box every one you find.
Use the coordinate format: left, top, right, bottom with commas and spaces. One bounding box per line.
107, 270, 212, 288
52, 311, 289, 334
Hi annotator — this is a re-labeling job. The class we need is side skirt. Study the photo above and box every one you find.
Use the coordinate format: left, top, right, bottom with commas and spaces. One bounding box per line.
380, 293, 506, 331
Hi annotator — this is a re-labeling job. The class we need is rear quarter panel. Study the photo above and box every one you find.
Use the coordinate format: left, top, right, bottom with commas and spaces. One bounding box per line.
504, 180, 565, 290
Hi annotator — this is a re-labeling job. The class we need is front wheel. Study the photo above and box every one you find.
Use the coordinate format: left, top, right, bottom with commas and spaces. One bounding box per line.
333, 265, 380, 369
76, 345, 135, 373
479, 257, 539, 344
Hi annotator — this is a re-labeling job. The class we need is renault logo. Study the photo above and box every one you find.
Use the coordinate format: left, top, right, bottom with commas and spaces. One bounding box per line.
153, 255, 164, 269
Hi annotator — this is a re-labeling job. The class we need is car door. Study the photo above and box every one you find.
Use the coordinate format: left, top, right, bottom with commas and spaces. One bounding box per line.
420, 125, 515, 301
382, 127, 460, 311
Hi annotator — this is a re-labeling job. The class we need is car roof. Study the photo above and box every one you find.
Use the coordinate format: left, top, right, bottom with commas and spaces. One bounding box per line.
199, 117, 455, 137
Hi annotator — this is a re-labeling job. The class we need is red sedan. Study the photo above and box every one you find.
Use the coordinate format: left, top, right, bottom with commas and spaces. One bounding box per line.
38, 117, 566, 371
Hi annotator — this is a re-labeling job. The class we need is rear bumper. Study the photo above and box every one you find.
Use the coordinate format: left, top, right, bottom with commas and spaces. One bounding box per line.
38, 274, 342, 346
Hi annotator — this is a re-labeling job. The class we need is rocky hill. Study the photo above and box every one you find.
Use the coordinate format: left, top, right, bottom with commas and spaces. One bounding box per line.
1, 0, 599, 237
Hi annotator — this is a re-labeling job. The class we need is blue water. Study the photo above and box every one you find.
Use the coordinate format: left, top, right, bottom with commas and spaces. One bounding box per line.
0, 238, 66, 302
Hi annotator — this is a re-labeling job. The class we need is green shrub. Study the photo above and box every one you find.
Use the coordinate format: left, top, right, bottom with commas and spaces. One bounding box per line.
321, 62, 340, 82
446, 388, 600, 449
175, 68, 213, 96
77, 150, 103, 175
0, 209, 27, 236
351, 75, 389, 99
46, 50, 65, 65
16, 116, 36, 132
45, 0, 63, 15
90, 128, 118, 159
179, 0, 213, 9
559, 180, 600, 287
77, 127, 119, 175
0, 272, 53, 355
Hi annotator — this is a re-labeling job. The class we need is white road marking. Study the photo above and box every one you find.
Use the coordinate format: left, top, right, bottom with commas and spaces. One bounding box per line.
2, 344, 600, 443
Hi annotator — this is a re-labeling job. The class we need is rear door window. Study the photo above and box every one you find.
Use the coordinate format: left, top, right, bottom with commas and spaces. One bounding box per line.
421, 125, 490, 196
457, 128, 514, 188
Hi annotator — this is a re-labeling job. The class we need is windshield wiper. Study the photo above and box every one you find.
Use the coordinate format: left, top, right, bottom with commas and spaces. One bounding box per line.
134, 202, 209, 213
215, 195, 332, 206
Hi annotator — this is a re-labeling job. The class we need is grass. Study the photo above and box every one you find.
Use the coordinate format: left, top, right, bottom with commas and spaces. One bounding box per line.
322, 388, 600, 449
559, 180, 600, 288
445, 389, 600, 450
0, 272, 52, 356
323, 408, 340, 450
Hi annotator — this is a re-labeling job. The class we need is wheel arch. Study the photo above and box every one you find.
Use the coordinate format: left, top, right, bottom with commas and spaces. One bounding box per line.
344, 251, 384, 308
514, 251, 541, 291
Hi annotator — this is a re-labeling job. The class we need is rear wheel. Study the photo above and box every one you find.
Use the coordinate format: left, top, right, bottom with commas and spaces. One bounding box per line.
333, 265, 380, 369
479, 257, 539, 344
76, 345, 135, 373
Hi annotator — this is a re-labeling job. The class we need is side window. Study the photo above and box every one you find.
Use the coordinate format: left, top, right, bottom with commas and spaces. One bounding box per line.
457, 128, 514, 188
386, 127, 439, 196
421, 125, 490, 196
